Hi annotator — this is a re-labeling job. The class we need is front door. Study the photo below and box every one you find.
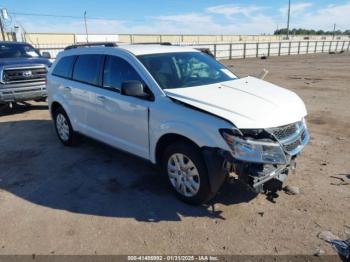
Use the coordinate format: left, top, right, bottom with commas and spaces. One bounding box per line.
88, 55, 150, 159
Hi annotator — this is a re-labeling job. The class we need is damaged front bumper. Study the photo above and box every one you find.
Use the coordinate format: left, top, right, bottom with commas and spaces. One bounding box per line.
231, 160, 295, 194
203, 146, 297, 195
219, 121, 309, 193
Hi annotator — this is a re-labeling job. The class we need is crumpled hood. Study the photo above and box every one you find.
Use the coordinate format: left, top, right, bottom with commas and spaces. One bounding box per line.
164, 76, 307, 129
0, 57, 51, 68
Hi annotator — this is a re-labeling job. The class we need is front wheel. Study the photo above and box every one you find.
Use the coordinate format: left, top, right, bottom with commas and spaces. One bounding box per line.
162, 142, 214, 205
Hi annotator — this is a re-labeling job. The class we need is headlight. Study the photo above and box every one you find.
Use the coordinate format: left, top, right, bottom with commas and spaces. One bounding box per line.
220, 129, 287, 164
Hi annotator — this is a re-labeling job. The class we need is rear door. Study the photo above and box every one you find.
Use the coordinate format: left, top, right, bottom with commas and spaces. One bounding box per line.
71, 54, 105, 133
51, 55, 81, 125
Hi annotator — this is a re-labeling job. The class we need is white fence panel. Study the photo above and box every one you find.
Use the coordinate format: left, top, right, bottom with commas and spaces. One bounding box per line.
35, 40, 350, 60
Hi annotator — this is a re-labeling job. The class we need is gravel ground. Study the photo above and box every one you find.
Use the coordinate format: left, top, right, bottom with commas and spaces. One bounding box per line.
0, 53, 349, 256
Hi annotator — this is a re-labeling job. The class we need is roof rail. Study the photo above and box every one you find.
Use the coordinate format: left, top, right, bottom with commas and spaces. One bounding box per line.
64, 42, 118, 50
132, 42, 172, 46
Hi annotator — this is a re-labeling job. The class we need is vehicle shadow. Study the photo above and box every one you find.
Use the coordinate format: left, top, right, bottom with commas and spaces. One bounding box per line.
0, 119, 256, 222
0, 102, 48, 117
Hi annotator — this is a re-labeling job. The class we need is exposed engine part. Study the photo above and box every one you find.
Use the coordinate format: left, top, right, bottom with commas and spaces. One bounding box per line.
232, 162, 289, 194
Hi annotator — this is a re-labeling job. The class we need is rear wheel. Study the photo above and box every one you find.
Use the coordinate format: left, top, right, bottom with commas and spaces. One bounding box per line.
162, 141, 213, 204
53, 107, 78, 146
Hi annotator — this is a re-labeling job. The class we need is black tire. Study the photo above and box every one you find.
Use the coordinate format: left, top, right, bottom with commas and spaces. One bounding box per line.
34, 97, 47, 102
53, 107, 78, 146
162, 141, 214, 205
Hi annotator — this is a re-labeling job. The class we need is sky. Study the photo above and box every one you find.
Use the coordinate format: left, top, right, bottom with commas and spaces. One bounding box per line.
1, 0, 350, 34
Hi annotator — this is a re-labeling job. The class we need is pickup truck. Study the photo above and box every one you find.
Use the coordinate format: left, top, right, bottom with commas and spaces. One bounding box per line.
47, 43, 309, 204
0, 41, 51, 106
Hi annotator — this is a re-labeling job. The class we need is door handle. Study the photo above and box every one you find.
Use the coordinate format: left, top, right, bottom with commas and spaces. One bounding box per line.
64, 86, 72, 92
97, 95, 107, 101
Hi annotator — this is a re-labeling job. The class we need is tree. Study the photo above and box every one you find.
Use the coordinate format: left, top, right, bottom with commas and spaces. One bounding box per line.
274, 28, 350, 35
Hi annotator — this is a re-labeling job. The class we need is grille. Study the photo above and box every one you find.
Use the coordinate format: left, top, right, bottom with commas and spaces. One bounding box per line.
284, 139, 302, 152
269, 122, 299, 140
266, 121, 308, 155
2, 66, 47, 84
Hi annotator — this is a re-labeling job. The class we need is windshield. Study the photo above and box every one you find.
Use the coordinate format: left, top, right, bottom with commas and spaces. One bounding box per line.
138, 52, 237, 89
0, 43, 41, 59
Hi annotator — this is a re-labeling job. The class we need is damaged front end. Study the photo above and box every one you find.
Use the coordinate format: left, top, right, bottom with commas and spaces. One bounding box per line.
220, 120, 309, 194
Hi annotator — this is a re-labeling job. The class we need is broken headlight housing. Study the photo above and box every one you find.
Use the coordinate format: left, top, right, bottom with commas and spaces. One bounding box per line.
220, 129, 287, 164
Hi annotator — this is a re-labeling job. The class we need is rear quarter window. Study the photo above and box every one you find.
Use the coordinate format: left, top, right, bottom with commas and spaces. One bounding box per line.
52, 55, 76, 78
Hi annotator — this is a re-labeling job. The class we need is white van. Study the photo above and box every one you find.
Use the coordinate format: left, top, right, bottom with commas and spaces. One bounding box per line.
47, 43, 309, 204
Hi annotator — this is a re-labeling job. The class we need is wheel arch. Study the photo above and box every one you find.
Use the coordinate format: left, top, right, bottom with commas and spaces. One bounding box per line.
154, 132, 228, 197
50, 101, 62, 117
154, 133, 200, 167
49, 97, 78, 131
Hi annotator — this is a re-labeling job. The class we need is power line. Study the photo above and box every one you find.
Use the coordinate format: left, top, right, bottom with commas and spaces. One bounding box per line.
8, 11, 145, 22
9, 11, 84, 19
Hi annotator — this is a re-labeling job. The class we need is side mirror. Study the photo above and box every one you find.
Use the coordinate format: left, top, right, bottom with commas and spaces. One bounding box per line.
121, 81, 148, 98
42, 52, 51, 59
195, 48, 215, 58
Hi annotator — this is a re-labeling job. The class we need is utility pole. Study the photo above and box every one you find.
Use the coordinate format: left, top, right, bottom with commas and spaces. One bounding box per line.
332, 23, 336, 40
0, 9, 6, 40
84, 11, 89, 43
286, 0, 291, 40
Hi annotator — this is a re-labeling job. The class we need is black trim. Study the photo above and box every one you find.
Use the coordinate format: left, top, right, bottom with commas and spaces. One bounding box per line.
147, 108, 151, 158
97, 55, 106, 87
64, 42, 118, 50
100, 55, 108, 89
202, 147, 228, 193
69, 55, 78, 79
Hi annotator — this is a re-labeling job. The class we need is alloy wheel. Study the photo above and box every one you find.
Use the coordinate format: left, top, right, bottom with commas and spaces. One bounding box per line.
56, 113, 70, 141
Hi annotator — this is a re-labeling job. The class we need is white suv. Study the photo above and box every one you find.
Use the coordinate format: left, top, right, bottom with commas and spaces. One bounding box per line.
47, 42, 309, 204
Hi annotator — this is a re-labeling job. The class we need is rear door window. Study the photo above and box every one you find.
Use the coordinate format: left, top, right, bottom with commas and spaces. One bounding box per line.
72, 54, 104, 86
103, 55, 142, 91
52, 55, 77, 78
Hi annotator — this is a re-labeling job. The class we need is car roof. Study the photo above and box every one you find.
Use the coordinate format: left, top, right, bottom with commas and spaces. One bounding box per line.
62, 44, 200, 57
117, 44, 199, 56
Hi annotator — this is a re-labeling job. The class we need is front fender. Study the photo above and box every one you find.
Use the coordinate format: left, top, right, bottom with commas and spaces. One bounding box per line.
150, 121, 230, 194
150, 120, 227, 163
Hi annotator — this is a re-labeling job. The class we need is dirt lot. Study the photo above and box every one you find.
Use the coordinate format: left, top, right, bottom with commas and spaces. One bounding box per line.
0, 53, 349, 256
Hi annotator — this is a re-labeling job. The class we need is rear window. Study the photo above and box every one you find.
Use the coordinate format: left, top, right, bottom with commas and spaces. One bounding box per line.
73, 55, 104, 86
52, 55, 76, 78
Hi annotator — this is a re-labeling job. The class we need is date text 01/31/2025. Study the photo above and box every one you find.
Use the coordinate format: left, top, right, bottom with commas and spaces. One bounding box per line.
127, 255, 219, 261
